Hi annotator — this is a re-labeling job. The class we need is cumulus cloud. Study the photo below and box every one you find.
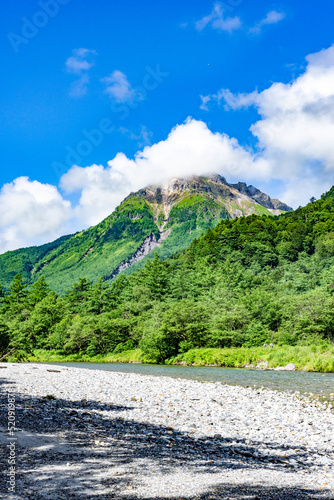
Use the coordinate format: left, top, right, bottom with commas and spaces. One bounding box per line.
249, 10, 285, 35
200, 44, 334, 205
59, 118, 270, 228
0, 177, 71, 253
195, 3, 241, 33
102, 70, 141, 103
4, 119, 268, 252
66, 48, 97, 97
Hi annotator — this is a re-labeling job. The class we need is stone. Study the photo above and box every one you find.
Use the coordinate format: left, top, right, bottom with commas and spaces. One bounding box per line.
275, 364, 296, 371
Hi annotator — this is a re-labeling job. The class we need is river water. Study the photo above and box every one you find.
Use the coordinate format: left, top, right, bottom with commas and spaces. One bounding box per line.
48, 362, 334, 404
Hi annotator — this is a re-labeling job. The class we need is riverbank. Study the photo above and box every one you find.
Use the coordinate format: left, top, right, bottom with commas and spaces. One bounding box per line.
0, 362, 334, 499
28, 344, 334, 372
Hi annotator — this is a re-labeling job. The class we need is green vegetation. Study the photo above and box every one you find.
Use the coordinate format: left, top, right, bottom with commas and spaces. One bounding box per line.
0, 196, 160, 294
0, 235, 72, 288
28, 345, 334, 372
1, 187, 334, 371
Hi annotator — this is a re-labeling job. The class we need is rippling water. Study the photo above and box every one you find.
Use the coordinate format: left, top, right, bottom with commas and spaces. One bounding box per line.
46, 362, 334, 403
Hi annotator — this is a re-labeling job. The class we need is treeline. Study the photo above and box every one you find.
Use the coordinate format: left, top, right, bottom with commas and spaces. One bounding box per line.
1, 188, 334, 362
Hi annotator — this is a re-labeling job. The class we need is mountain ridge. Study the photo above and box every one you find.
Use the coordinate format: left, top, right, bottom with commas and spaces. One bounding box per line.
132, 174, 292, 216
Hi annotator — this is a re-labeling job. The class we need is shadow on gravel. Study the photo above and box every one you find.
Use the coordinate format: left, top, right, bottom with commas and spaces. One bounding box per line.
0, 389, 332, 499
116, 486, 333, 500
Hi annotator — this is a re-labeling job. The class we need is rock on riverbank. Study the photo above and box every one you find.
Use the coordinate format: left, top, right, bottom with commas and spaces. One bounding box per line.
0, 363, 334, 499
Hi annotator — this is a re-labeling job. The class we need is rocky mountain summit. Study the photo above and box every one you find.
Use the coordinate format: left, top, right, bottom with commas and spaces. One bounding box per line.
136, 174, 292, 218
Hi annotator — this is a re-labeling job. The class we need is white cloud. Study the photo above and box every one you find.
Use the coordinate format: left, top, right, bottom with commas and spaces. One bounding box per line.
65, 48, 97, 75
201, 88, 259, 111
0, 177, 71, 253
102, 70, 141, 103
59, 118, 270, 228
195, 3, 241, 33
66, 48, 97, 97
200, 44, 334, 206
249, 10, 285, 34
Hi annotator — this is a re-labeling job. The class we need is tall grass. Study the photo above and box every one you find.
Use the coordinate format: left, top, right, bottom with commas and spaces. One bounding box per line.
28, 345, 334, 372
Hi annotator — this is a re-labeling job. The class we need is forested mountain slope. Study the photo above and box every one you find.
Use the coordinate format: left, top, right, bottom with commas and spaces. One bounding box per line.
0, 175, 290, 294
0, 186, 333, 367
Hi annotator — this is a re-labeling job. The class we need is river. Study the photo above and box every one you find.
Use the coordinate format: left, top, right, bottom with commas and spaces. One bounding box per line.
46, 362, 334, 404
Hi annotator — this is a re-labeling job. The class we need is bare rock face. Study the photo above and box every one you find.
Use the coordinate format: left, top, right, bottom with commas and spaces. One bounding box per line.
109, 233, 159, 278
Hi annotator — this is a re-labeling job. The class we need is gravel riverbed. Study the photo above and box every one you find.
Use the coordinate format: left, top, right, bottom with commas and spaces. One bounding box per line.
0, 362, 334, 499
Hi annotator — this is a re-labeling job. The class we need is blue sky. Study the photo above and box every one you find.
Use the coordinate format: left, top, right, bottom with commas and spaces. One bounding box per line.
1, 0, 334, 252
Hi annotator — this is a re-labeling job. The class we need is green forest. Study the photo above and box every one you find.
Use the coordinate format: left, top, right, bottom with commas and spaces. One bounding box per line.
1, 187, 334, 371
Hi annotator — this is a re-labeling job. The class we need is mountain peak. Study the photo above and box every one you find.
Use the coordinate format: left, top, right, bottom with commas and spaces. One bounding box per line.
0, 174, 292, 293
134, 174, 292, 215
